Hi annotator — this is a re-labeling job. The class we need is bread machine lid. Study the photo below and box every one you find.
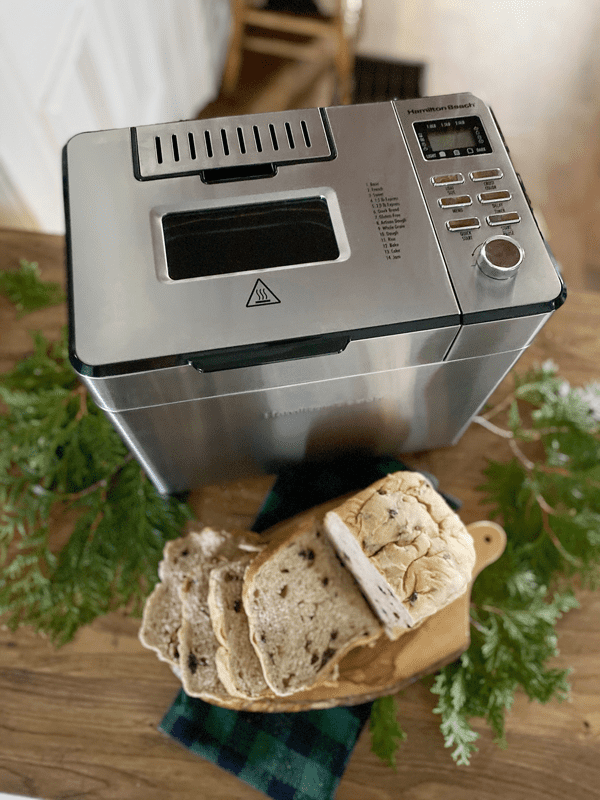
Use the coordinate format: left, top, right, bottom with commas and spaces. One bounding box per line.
64, 103, 463, 377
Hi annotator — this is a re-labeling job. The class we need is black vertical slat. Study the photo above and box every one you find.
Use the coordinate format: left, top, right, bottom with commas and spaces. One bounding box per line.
284, 121, 295, 149
300, 120, 311, 148
204, 130, 213, 158
237, 127, 246, 154
221, 129, 230, 156
352, 56, 423, 103
253, 125, 263, 153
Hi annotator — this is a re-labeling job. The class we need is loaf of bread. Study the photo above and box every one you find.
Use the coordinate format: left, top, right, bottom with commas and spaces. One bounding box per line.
324, 471, 476, 640
139, 470, 475, 704
242, 519, 382, 697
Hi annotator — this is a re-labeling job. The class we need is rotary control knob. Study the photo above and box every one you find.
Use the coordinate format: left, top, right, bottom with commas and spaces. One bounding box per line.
476, 235, 524, 280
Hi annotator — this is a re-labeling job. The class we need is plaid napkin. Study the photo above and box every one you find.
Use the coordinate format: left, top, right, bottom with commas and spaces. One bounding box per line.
160, 691, 372, 800
159, 455, 460, 799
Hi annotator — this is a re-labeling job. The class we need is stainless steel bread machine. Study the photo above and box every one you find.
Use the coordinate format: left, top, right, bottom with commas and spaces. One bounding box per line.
63, 93, 565, 494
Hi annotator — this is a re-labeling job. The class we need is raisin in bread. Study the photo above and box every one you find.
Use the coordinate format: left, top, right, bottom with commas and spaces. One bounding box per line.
324, 471, 476, 640
242, 519, 382, 697
207, 557, 271, 700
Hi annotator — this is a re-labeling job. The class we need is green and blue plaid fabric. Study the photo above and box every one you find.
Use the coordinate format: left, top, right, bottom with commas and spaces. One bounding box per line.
159, 455, 460, 799
160, 690, 372, 800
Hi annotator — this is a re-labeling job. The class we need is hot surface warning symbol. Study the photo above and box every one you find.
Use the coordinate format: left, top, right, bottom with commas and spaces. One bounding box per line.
246, 279, 281, 307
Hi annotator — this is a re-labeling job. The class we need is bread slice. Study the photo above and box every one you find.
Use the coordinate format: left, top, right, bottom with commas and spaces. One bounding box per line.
176, 572, 224, 699
138, 580, 183, 666
242, 519, 382, 697
139, 527, 228, 666
324, 471, 476, 640
208, 557, 271, 700
175, 531, 265, 700
139, 527, 263, 675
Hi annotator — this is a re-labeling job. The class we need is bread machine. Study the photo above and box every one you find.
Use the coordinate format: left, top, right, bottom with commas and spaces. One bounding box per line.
63, 93, 565, 494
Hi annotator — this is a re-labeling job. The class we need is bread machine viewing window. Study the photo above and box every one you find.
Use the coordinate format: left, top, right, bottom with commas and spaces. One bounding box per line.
162, 196, 340, 280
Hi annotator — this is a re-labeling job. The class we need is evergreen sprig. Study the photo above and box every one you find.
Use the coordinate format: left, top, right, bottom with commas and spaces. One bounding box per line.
371, 359, 600, 767
0, 261, 191, 644
0, 259, 65, 317
369, 695, 407, 769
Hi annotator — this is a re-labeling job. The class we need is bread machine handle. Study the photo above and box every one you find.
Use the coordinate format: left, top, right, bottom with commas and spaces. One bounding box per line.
188, 334, 350, 373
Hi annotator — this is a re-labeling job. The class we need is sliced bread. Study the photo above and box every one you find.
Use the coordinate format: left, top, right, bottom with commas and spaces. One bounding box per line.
175, 531, 265, 699
208, 557, 271, 700
176, 573, 224, 699
139, 527, 229, 666
324, 471, 476, 640
242, 519, 382, 697
139, 527, 263, 672
138, 579, 184, 666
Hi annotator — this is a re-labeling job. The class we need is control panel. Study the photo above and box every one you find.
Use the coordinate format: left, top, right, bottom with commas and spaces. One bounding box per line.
393, 94, 563, 317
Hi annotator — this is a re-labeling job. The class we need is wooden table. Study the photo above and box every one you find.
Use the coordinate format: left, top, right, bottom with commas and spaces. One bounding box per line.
1, 227, 599, 800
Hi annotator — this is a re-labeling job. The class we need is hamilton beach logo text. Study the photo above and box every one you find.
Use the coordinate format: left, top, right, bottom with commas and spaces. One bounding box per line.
407, 102, 475, 115
263, 395, 384, 420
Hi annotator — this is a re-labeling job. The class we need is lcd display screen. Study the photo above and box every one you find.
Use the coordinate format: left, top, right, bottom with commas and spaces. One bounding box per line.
413, 115, 493, 160
427, 127, 477, 152
162, 196, 340, 280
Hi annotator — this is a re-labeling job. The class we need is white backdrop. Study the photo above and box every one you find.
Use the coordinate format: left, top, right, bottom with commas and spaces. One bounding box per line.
0, 0, 231, 232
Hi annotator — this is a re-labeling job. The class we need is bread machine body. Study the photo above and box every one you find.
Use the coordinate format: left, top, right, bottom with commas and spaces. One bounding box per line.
64, 94, 564, 494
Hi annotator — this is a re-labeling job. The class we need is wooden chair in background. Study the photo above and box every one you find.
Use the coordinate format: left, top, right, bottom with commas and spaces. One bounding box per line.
221, 0, 363, 106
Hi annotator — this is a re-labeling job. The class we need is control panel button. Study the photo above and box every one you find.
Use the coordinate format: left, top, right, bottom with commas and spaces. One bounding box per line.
478, 190, 512, 204
487, 211, 521, 226
438, 195, 472, 208
476, 235, 524, 280
446, 217, 480, 231
431, 173, 465, 186
470, 168, 503, 181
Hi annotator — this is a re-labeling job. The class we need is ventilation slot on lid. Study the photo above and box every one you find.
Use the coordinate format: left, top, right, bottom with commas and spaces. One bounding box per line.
253, 125, 263, 153
188, 132, 197, 160
269, 124, 279, 152
155, 136, 163, 165
285, 121, 295, 149
221, 129, 230, 156
172, 135, 180, 162
237, 127, 246, 154
204, 130, 213, 158
301, 120, 312, 148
